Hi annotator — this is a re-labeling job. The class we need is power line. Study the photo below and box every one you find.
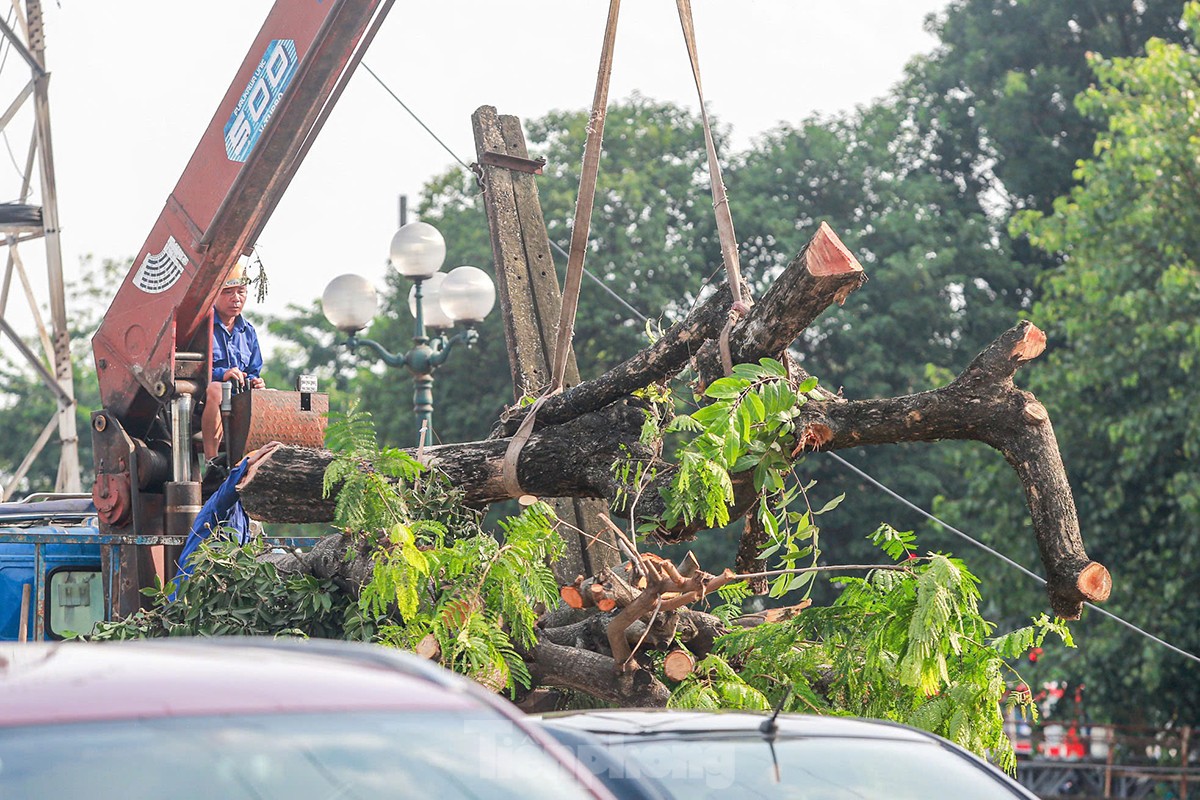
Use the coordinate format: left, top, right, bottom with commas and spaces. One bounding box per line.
361, 60, 1199, 668
362, 62, 652, 324
825, 450, 1200, 666
361, 63, 470, 172
546, 238, 649, 322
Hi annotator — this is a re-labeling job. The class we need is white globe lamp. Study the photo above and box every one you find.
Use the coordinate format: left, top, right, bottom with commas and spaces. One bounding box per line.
439, 266, 496, 323
389, 221, 445, 279
321, 273, 378, 333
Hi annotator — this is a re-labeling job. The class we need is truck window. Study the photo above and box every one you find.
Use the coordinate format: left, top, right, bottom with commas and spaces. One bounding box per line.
46, 568, 103, 639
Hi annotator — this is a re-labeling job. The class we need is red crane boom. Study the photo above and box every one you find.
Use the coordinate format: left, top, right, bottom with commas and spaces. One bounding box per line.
94, 0, 388, 420
89, 2, 392, 609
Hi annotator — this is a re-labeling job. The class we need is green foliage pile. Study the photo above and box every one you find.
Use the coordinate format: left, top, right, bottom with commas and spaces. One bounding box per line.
673, 533, 1071, 774
89, 541, 354, 641
359, 502, 564, 693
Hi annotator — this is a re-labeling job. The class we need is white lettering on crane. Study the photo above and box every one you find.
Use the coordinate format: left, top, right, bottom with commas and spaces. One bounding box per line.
223, 40, 299, 163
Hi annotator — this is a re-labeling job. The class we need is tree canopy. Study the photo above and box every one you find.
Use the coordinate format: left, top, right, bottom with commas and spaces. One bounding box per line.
942, 4, 1200, 724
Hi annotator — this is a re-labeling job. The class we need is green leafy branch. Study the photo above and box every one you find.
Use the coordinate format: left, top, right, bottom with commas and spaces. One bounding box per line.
668, 530, 1074, 774
88, 537, 353, 641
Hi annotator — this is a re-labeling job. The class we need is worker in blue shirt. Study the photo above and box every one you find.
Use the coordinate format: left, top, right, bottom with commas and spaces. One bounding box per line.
171, 453, 253, 597
170, 441, 282, 598
202, 259, 265, 461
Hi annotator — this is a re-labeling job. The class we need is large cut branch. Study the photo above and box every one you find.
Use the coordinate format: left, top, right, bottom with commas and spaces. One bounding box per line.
494, 222, 866, 437
694, 221, 865, 390
237, 218, 1105, 619
816, 322, 1110, 619
633, 322, 1109, 620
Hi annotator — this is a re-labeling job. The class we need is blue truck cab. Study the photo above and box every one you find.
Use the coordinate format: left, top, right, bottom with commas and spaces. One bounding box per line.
1, 492, 321, 641
0, 496, 105, 641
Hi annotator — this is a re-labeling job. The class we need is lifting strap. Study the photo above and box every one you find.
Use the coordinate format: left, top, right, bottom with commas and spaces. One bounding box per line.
502, 0, 622, 499
676, 0, 750, 314
550, 0, 622, 395
676, 0, 753, 374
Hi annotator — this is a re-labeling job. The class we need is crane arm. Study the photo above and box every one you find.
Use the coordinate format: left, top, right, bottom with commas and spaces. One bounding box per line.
92, 0, 390, 425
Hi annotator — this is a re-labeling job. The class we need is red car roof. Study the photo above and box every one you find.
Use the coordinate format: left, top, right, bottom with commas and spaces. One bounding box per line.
0, 639, 481, 727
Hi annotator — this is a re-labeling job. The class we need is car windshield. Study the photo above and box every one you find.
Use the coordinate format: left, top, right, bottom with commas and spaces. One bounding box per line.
592, 734, 1022, 799
0, 710, 591, 800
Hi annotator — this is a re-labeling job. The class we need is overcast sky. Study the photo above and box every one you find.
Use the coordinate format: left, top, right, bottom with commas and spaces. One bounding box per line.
2, 0, 948, 340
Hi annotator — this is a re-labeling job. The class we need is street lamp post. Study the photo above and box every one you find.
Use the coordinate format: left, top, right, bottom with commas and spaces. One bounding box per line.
321, 222, 495, 445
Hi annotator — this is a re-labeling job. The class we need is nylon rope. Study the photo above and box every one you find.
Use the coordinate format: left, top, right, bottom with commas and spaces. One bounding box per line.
502, 0, 621, 498
676, 0, 752, 375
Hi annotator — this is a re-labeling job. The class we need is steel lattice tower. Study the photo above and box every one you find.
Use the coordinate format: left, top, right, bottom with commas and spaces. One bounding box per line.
0, 0, 81, 498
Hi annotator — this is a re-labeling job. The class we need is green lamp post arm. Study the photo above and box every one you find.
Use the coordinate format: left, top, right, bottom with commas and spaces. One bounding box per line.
345, 332, 411, 370
427, 327, 479, 369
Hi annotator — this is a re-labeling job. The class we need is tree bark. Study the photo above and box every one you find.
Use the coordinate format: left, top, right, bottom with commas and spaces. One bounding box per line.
238, 398, 653, 521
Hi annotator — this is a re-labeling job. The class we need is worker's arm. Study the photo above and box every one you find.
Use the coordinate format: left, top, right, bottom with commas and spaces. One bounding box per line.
170, 457, 252, 596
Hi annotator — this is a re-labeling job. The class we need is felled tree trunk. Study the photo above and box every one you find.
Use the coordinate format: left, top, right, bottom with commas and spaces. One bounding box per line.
239, 398, 654, 521
241, 220, 1109, 660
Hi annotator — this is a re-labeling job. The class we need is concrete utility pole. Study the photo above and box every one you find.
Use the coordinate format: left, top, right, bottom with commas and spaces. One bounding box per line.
0, 0, 81, 498
471, 105, 620, 582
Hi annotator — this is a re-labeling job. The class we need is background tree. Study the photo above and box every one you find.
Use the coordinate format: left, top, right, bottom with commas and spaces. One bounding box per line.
923, 0, 1187, 215
939, 5, 1200, 724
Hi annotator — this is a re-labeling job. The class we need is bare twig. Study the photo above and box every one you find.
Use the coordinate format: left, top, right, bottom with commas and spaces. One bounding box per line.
553, 514, 621, 554
622, 596, 664, 670
730, 564, 912, 581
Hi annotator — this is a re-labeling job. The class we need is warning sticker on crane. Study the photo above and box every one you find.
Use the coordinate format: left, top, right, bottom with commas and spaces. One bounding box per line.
133, 236, 189, 294
223, 39, 299, 163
